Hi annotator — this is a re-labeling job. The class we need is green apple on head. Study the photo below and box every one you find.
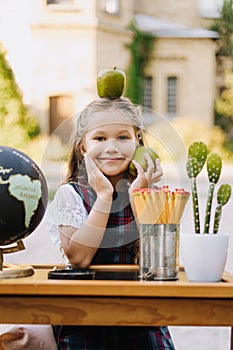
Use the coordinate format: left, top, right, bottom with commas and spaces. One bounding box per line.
97, 67, 126, 99
129, 146, 159, 177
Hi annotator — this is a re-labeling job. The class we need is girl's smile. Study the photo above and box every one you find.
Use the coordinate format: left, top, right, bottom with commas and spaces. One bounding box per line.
97, 157, 124, 162
96, 156, 127, 171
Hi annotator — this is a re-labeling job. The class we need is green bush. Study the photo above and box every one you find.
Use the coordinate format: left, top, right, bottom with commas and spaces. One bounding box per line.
0, 44, 40, 149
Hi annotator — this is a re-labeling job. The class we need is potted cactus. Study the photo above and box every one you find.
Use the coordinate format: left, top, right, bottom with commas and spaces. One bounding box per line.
186, 141, 231, 234
181, 141, 232, 282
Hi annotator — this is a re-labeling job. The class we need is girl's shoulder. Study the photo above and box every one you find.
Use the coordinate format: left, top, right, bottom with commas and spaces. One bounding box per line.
47, 183, 88, 226
55, 183, 78, 196
53, 183, 84, 206
54, 182, 95, 213
58, 183, 75, 190
57, 181, 88, 193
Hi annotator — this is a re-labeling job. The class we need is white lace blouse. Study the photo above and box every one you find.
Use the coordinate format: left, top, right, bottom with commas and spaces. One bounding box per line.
46, 184, 88, 248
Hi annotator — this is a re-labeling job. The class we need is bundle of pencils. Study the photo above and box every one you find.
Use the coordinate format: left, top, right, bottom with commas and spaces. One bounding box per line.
133, 186, 190, 224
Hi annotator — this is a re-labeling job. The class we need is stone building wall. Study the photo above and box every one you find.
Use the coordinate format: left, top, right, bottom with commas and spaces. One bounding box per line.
0, 0, 218, 135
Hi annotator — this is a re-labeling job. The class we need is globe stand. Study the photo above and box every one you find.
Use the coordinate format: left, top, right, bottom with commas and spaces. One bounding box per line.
0, 240, 34, 278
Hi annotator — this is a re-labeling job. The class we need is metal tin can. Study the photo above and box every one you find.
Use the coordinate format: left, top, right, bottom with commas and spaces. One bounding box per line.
139, 224, 180, 280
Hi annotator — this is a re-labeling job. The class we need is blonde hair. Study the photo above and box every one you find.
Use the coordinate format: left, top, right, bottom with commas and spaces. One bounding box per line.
66, 97, 144, 182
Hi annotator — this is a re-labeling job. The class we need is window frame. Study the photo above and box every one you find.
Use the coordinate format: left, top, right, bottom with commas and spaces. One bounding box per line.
142, 76, 153, 110
166, 76, 177, 118
46, 0, 80, 11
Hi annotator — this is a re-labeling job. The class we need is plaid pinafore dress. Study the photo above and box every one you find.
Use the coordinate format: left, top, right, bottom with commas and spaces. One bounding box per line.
53, 182, 175, 350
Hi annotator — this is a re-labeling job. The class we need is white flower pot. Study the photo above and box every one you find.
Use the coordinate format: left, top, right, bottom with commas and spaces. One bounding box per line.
180, 233, 229, 282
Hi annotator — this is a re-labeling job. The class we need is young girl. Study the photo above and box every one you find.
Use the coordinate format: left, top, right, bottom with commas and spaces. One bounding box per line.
47, 97, 176, 349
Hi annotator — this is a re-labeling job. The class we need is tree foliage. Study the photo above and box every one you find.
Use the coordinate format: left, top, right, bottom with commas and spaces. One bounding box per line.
125, 22, 155, 104
210, 0, 233, 56
215, 70, 233, 152
216, 70, 233, 119
0, 45, 40, 148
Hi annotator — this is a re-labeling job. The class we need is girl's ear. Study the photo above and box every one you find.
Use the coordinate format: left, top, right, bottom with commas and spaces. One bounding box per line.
80, 143, 86, 155
137, 132, 144, 146
77, 141, 86, 156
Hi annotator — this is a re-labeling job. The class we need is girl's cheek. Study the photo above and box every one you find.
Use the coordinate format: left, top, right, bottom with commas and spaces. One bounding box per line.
87, 143, 104, 157
128, 141, 137, 156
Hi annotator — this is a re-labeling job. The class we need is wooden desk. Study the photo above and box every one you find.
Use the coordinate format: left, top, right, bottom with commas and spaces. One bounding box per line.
0, 265, 233, 330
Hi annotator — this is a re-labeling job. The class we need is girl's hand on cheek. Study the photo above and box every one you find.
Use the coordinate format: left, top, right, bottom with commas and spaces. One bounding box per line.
129, 156, 163, 194
84, 153, 113, 200
153, 158, 163, 183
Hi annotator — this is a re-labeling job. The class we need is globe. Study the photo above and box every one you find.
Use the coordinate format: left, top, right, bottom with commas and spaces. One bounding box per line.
0, 146, 48, 246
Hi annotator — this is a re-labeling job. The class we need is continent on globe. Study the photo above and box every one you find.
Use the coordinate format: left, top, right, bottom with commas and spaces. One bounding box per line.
7, 175, 41, 228
0, 146, 48, 246
0, 166, 12, 175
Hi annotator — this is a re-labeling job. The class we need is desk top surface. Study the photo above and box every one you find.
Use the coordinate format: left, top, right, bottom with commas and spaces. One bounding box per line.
0, 265, 233, 298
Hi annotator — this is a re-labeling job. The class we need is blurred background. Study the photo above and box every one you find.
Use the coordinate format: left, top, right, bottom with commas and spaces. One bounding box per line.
1, 0, 233, 348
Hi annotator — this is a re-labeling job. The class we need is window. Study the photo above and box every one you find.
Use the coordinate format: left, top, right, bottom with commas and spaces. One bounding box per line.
47, 0, 74, 4
46, 0, 79, 12
167, 77, 177, 117
104, 0, 120, 15
49, 95, 74, 143
142, 76, 152, 109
